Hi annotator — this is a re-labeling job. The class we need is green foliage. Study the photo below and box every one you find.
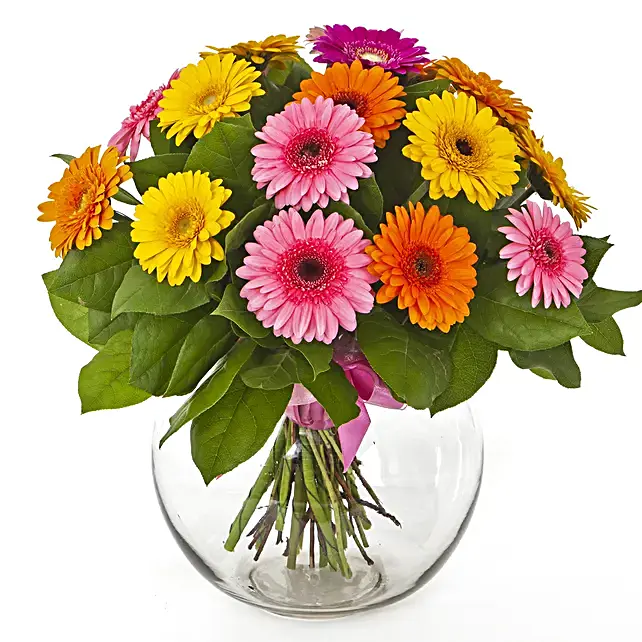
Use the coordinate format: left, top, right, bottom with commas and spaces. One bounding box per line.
190, 377, 292, 483
111, 187, 141, 206
112, 265, 211, 317
51, 153, 75, 164
581, 316, 625, 356
149, 119, 194, 155
322, 201, 374, 238
357, 307, 451, 409
87, 311, 139, 346
431, 325, 498, 414
577, 281, 642, 323
285, 339, 333, 379
162, 339, 256, 446
468, 264, 591, 351
78, 330, 151, 413
350, 176, 384, 231
129, 153, 189, 196
510, 343, 581, 389
225, 202, 274, 254
184, 115, 260, 215
46, 220, 135, 313
43, 271, 92, 346
250, 76, 294, 129
581, 236, 613, 278
241, 348, 313, 389
283, 58, 313, 92
403, 79, 451, 111
130, 308, 232, 397
213, 284, 270, 338
305, 362, 360, 427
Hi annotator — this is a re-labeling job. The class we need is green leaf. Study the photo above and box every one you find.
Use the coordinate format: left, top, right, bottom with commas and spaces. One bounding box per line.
112, 265, 211, 317
285, 339, 333, 378
323, 201, 373, 238
283, 58, 313, 92
350, 176, 384, 231
112, 187, 141, 206
250, 76, 294, 130
241, 348, 313, 389
531, 367, 556, 380
305, 362, 360, 427
372, 127, 423, 213
403, 80, 451, 111
206, 259, 228, 283
87, 310, 139, 346
510, 342, 581, 389
408, 180, 429, 204
149, 119, 194, 155
47, 220, 135, 313
51, 153, 75, 164
357, 307, 451, 409
431, 325, 498, 414
428, 193, 493, 250
78, 330, 151, 413
162, 339, 256, 446
191, 377, 292, 483
130, 308, 230, 396
468, 264, 591, 351
213, 284, 270, 338
577, 281, 642, 323
580, 316, 625, 356
43, 271, 92, 345
184, 115, 260, 215
129, 153, 188, 196
224, 202, 273, 254
581, 236, 613, 278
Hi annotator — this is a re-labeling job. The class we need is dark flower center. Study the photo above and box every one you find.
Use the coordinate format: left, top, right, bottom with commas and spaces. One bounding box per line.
456, 138, 473, 156
543, 240, 560, 263
285, 127, 336, 173
414, 254, 435, 276
297, 257, 325, 282
332, 90, 367, 114
403, 245, 443, 288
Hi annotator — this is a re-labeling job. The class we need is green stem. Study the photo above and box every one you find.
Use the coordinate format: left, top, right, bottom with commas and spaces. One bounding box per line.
224, 427, 286, 552
276, 422, 294, 532
286, 461, 307, 570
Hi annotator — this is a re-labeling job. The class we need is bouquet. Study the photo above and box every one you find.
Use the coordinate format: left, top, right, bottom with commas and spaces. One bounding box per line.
39, 25, 641, 581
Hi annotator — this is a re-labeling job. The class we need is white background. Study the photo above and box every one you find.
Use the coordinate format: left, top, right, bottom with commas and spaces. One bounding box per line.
2, 1, 641, 640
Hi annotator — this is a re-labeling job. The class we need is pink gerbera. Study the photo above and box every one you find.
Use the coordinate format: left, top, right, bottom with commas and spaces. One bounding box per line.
108, 70, 180, 161
251, 96, 377, 211
499, 201, 588, 308
236, 208, 375, 344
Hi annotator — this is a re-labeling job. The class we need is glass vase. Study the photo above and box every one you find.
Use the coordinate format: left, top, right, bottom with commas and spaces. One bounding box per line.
152, 403, 483, 618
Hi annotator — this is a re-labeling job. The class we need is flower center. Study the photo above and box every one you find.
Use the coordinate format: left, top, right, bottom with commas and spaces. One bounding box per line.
456, 138, 473, 156
403, 244, 443, 288
531, 232, 563, 271
278, 239, 346, 302
356, 48, 390, 64
202, 94, 218, 106
333, 90, 367, 115
168, 200, 205, 246
285, 127, 336, 173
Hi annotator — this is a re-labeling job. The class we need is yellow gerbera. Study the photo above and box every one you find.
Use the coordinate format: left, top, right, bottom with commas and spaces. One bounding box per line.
403, 91, 521, 210
429, 57, 532, 127
158, 53, 264, 145
38, 146, 132, 257
131, 171, 235, 286
201, 35, 301, 69
515, 127, 594, 228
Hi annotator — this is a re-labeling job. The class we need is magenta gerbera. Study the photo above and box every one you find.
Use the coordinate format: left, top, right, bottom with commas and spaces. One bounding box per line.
251, 96, 377, 211
498, 201, 588, 309
310, 24, 430, 74
108, 70, 180, 161
236, 208, 375, 344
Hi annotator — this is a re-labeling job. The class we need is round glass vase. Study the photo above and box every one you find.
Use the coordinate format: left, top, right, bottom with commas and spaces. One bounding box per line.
153, 403, 483, 619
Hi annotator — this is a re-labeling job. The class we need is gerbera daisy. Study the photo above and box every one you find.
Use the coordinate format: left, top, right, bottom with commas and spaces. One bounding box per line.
201, 34, 301, 69
251, 96, 377, 211
428, 57, 531, 127
515, 127, 594, 229
38, 146, 132, 258
293, 60, 406, 148
236, 208, 375, 344
366, 202, 478, 332
498, 201, 588, 308
108, 70, 180, 161
403, 91, 521, 210
157, 54, 264, 146
310, 25, 430, 74
131, 171, 234, 286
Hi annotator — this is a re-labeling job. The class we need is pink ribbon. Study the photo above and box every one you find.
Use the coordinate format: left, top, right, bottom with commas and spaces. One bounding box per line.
286, 335, 404, 471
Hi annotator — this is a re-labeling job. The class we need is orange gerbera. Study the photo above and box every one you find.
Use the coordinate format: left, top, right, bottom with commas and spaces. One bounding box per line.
366, 202, 478, 332
515, 127, 594, 228
293, 60, 406, 148
38, 146, 132, 257
429, 57, 531, 127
